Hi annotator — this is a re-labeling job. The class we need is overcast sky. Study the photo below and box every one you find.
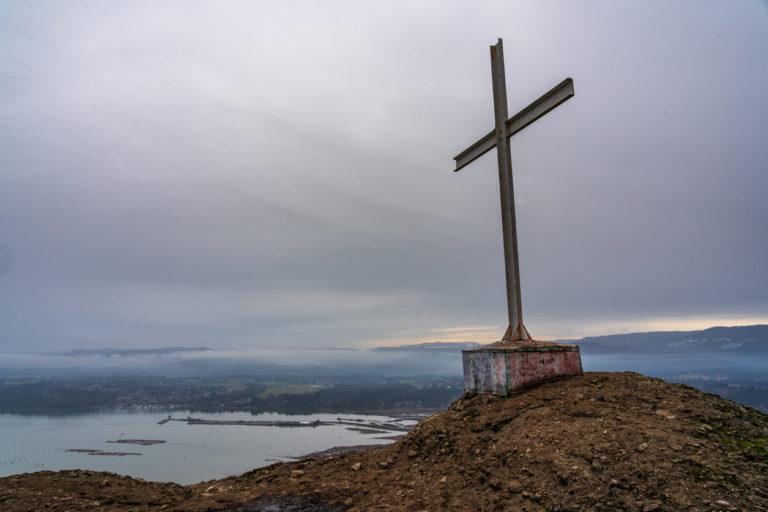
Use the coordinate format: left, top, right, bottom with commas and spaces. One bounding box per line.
1, 0, 766, 352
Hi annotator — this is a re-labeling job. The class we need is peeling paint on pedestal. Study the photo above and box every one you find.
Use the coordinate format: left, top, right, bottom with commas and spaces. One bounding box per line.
462, 343, 583, 396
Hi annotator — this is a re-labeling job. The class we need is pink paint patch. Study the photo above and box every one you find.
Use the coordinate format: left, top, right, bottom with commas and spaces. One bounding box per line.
505, 350, 582, 389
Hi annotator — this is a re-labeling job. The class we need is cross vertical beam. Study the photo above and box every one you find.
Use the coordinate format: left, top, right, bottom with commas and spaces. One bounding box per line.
490, 39, 529, 342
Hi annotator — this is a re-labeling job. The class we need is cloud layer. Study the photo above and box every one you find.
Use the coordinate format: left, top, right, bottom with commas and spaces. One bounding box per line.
1, 1, 766, 351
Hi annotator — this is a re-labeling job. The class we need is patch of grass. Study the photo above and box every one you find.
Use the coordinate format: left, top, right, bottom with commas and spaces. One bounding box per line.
736, 438, 768, 460
720, 433, 768, 461
256, 383, 321, 398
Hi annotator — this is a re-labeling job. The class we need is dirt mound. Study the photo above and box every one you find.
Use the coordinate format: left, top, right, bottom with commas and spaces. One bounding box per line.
2, 372, 767, 511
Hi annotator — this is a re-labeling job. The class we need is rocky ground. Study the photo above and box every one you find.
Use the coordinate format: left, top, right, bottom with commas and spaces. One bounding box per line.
1, 372, 766, 511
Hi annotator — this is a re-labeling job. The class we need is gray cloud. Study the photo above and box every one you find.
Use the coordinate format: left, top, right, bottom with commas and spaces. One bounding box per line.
0, 0, 766, 352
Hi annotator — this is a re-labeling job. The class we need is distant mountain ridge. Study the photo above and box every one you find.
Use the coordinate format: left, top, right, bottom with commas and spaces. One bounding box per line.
61, 325, 768, 358
63, 346, 212, 358
567, 324, 768, 355
375, 325, 768, 355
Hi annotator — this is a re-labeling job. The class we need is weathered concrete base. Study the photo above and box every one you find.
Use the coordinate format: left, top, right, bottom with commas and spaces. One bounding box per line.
462, 340, 583, 396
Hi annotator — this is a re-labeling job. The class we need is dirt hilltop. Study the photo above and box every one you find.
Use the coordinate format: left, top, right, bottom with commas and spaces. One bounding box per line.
2, 372, 767, 511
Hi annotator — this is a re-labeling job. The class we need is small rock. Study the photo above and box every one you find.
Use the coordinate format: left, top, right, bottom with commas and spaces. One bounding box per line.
200, 492, 212, 498
407, 450, 418, 458
205, 485, 216, 492
351, 462, 362, 471
521, 491, 542, 501
440, 476, 447, 483
668, 439, 683, 451
378, 461, 389, 469
655, 409, 676, 420
507, 479, 523, 493
290, 470, 305, 478
643, 502, 660, 511
637, 442, 648, 452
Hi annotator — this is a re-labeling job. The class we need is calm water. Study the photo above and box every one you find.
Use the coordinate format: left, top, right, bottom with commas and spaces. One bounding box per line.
0, 410, 409, 484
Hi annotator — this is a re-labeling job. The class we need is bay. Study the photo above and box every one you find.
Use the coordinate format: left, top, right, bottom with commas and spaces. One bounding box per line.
0, 410, 411, 484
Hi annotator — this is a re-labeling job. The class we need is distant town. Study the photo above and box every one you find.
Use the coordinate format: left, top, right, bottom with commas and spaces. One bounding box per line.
0, 374, 463, 416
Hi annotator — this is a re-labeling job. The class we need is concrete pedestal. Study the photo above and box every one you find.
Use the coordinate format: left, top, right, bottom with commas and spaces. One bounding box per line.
462, 340, 582, 396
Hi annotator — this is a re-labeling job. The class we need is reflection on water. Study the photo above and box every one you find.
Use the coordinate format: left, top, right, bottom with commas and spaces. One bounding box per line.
0, 410, 412, 484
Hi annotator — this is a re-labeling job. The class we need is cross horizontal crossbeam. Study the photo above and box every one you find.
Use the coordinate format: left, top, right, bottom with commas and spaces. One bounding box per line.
453, 77, 574, 172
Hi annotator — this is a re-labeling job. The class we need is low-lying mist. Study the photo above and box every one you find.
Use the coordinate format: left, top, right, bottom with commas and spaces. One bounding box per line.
0, 346, 465, 378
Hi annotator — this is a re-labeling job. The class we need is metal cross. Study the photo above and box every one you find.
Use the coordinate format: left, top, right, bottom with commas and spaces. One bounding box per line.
453, 38, 574, 342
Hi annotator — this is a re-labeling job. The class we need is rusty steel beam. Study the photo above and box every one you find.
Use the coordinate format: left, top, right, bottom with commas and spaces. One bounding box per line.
488, 39, 524, 340
453, 77, 574, 172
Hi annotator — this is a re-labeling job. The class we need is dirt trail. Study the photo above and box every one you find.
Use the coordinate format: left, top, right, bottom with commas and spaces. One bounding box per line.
2, 372, 766, 511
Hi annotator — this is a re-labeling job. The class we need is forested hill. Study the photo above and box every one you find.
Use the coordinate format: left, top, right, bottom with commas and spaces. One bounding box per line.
568, 324, 768, 354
